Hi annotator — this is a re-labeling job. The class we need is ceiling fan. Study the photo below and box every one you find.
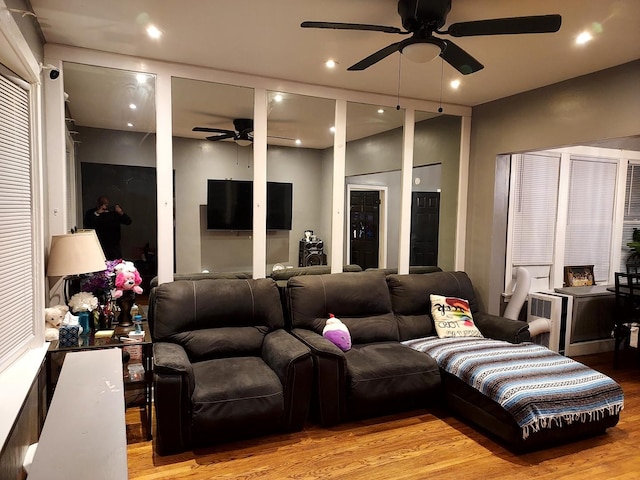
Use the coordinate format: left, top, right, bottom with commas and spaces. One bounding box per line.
193, 118, 255, 146
301, 0, 561, 75
193, 118, 298, 146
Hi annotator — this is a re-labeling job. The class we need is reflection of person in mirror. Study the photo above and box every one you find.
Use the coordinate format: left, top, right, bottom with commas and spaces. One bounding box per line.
84, 195, 132, 260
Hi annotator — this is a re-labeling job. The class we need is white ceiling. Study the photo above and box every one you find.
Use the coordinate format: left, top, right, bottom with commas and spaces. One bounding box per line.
29, 0, 640, 148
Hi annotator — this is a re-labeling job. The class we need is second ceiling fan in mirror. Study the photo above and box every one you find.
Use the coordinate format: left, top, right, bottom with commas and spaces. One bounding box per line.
193, 118, 296, 147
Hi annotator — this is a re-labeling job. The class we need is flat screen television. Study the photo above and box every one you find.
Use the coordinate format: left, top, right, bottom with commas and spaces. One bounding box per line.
207, 179, 292, 230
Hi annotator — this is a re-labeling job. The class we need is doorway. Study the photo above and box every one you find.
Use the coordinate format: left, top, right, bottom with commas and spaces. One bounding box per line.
347, 187, 387, 270
410, 191, 440, 266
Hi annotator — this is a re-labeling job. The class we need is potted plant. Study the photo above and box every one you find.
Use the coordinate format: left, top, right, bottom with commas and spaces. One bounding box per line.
626, 228, 640, 272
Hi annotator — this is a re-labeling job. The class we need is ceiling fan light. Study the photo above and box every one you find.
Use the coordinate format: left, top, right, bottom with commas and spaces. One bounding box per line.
235, 138, 252, 147
401, 42, 441, 63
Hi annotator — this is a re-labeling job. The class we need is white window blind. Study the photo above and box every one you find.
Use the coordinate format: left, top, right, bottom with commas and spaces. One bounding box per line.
0, 71, 34, 370
511, 153, 560, 265
565, 157, 617, 283
620, 162, 640, 270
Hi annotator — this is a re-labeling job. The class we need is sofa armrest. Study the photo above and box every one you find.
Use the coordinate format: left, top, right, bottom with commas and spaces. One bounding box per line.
291, 328, 347, 427
474, 312, 531, 343
263, 330, 313, 431
152, 342, 194, 455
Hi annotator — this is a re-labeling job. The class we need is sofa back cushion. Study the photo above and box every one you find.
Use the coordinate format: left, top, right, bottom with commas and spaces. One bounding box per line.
387, 271, 479, 341
151, 278, 284, 360
288, 271, 398, 343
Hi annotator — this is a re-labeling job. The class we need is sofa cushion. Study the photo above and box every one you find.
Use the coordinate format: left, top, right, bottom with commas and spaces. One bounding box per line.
430, 295, 483, 338
344, 342, 440, 417
170, 326, 268, 361
387, 271, 480, 341
190, 356, 284, 444
152, 278, 284, 351
288, 271, 399, 343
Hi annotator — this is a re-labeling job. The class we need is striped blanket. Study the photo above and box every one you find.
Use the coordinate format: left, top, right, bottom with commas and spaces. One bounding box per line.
402, 337, 624, 439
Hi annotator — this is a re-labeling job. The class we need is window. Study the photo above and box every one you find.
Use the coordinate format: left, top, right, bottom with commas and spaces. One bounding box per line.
564, 157, 617, 283
0, 69, 35, 371
620, 162, 640, 270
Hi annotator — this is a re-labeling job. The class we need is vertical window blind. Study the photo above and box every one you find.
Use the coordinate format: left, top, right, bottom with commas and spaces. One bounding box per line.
564, 157, 617, 283
511, 153, 560, 265
0, 70, 34, 370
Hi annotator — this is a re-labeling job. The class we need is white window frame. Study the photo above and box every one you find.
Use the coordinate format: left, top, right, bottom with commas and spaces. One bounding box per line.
505, 146, 640, 294
0, 0, 46, 451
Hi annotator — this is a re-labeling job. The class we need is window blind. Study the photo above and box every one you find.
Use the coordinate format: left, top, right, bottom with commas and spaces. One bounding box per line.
511, 153, 560, 265
620, 162, 640, 270
565, 157, 617, 283
0, 71, 34, 369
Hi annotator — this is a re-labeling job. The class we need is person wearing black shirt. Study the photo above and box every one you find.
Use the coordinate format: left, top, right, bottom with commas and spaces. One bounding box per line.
84, 195, 132, 260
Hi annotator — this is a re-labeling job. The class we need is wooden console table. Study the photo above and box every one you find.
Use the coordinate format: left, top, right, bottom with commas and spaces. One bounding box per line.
29, 349, 127, 479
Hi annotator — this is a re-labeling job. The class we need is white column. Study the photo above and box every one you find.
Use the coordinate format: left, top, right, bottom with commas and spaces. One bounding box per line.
252, 88, 267, 279
155, 73, 174, 285
398, 108, 415, 274
331, 100, 347, 273
43, 58, 68, 235
455, 115, 471, 270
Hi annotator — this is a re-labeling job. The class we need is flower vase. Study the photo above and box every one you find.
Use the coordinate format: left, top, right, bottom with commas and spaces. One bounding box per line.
117, 290, 135, 327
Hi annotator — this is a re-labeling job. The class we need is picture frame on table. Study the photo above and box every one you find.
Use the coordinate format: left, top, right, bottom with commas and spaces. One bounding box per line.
564, 265, 595, 287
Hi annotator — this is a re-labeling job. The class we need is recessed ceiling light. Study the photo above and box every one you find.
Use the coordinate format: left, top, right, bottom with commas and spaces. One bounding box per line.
325, 59, 337, 69
450, 79, 461, 89
146, 25, 162, 39
127, 122, 134, 127
377, 109, 384, 114
136, 73, 148, 84
330, 126, 336, 133
129, 103, 137, 110
295, 139, 301, 145
274, 94, 283, 102
576, 31, 593, 45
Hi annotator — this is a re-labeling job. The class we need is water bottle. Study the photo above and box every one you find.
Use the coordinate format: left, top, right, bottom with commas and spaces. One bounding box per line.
133, 314, 143, 333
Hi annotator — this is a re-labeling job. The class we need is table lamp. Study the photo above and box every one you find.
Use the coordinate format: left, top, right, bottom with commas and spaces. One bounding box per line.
46, 229, 107, 302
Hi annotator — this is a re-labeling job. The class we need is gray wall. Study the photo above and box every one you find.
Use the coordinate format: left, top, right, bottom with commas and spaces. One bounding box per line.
468, 60, 640, 314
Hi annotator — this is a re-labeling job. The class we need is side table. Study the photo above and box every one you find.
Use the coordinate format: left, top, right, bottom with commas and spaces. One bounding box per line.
46, 321, 153, 440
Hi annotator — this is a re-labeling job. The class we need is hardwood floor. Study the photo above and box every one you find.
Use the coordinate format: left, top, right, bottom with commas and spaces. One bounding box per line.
126, 350, 640, 480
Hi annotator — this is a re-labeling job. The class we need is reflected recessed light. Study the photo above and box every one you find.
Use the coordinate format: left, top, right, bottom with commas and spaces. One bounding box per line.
330, 126, 336, 133
377, 109, 384, 114
274, 94, 283, 102
576, 31, 592, 45
295, 139, 301, 145
146, 25, 162, 39
325, 59, 337, 69
127, 122, 134, 127
450, 79, 461, 89
129, 103, 137, 110
136, 73, 148, 84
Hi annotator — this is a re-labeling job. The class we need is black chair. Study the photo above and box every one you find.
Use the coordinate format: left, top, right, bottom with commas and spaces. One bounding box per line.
613, 272, 640, 368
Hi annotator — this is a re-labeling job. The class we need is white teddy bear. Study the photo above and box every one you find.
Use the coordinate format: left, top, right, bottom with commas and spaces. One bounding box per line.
44, 304, 69, 341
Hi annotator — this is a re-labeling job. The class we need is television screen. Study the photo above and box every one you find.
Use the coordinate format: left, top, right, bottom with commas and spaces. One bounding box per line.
206, 180, 292, 230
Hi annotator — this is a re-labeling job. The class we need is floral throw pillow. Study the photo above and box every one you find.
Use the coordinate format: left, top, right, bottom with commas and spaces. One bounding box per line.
430, 294, 483, 339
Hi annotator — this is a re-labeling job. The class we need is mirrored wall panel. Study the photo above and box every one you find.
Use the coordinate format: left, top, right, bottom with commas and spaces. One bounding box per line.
412, 112, 462, 270
266, 91, 335, 273
345, 102, 404, 270
171, 78, 254, 274
63, 62, 157, 284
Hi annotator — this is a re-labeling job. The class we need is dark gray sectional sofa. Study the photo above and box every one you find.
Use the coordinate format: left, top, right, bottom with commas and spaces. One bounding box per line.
149, 269, 621, 455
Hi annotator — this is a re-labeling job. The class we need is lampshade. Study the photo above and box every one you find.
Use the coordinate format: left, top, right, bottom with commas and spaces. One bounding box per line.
401, 42, 441, 63
47, 230, 107, 277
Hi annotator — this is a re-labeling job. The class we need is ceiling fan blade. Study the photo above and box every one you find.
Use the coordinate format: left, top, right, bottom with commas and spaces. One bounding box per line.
301, 21, 405, 34
193, 126, 235, 134
440, 40, 484, 75
206, 133, 235, 141
447, 14, 561, 37
348, 41, 403, 71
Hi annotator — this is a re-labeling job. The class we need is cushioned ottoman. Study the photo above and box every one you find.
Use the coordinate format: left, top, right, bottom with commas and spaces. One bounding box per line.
404, 336, 624, 451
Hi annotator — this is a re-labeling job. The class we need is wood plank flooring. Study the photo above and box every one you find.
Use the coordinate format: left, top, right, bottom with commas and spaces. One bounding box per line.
126, 350, 640, 480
